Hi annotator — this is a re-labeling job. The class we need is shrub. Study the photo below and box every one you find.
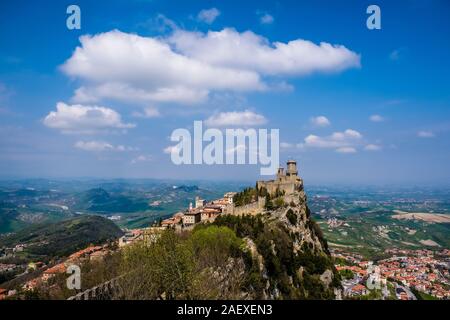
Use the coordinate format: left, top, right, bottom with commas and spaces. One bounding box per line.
233, 187, 257, 207
338, 269, 354, 280
274, 197, 285, 208
286, 209, 297, 225
265, 194, 274, 210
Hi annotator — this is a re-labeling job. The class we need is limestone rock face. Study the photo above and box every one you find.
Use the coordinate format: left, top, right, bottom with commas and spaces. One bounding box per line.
320, 269, 334, 288
236, 187, 340, 299
269, 189, 327, 254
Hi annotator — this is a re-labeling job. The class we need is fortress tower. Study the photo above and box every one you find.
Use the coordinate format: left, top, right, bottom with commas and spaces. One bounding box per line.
286, 159, 298, 176
257, 160, 303, 196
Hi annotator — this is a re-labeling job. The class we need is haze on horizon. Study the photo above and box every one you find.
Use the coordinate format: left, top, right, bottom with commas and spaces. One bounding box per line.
0, 1, 449, 185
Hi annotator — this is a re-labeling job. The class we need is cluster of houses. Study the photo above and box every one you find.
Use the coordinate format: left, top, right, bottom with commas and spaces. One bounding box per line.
118, 227, 166, 247
0, 244, 26, 258
335, 263, 386, 298
332, 248, 450, 299
326, 217, 346, 228
378, 249, 450, 299
160, 192, 236, 230
20, 244, 110, 293
0, 239, 146, 298
0, 263, 21, 274
119, 229, 145, 247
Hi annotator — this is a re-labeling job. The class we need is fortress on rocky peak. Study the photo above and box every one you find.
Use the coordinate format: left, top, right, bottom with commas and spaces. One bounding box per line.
257, 160, 303, 196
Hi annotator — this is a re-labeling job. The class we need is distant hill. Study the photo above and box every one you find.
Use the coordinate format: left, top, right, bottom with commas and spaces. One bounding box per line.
172, 185, 199, 192
0, 215, 123, 259
0, 208, 27, 233
76, 188, 150, 213
81, 187, 111, 204
0, 182, 225, 235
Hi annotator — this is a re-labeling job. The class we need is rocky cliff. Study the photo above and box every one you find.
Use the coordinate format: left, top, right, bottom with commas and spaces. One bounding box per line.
213, 187, 341, 299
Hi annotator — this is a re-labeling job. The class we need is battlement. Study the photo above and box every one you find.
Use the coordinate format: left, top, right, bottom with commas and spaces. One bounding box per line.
257, 160, 303, 196
286, 159, 298, 176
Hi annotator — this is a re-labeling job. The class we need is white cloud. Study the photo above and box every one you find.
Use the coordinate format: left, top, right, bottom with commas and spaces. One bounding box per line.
280, 142, 294, 149
131, 155, 152, 164
310, 115, 330, 127
62, 30, 264, 105
75, 140, 137, 152
260, 13, 274, 25
43, 102, 135, 134
197, 8, 220, 24
389, 49, 400, 61
146, 14, 178, 33
75, 141, 114, 151
301, 129, 363, 151
336, 147, 357, 154
62, 29, 360, 105
342, 129, 362, 139
163, 145, 180, 154
132, 106, 161, 118
72, 83, 210, 105
169, 28, 360, 76
364, 144, 382, 151
417, 130, 435, 138
370, 114, 384, 122
205, 110, 267, 127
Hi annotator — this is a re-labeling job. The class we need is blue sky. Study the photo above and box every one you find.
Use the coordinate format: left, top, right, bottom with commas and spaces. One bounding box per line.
0, 0, 449, 184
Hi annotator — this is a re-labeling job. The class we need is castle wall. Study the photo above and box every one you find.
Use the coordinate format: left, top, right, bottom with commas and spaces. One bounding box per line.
257, 177, 302, 196
228, 197, 265, 216
227, 160, 303, 216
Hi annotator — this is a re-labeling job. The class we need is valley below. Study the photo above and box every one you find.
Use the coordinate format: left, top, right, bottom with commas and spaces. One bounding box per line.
0, 179, 449, 300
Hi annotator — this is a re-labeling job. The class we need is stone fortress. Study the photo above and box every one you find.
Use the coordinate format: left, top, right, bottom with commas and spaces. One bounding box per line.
160, 160, 305, 220
257, 160, 303, 196
230, 160, 304, 216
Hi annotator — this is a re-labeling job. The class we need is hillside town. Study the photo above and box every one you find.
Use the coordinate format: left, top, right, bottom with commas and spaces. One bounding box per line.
332, 248, 450, 300
1, 243, 113, 299
159, 192, 236, 230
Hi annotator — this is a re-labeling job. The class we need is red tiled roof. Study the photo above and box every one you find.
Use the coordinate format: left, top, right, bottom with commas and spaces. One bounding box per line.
44, 263, 66, 274
351, 284, 366, 292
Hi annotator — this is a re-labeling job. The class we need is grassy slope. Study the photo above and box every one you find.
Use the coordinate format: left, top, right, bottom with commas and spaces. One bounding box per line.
317, 211, 450, 258
0, 215, 124, 260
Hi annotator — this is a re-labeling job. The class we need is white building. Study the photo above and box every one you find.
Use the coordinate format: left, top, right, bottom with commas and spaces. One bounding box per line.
195, 196, 206, 208
224, 192, 236, 204
183, 211, 201, 225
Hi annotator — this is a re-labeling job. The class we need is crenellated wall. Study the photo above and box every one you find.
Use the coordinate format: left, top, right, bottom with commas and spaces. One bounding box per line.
257, 160, 303, 196
228, 196, 265, 216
